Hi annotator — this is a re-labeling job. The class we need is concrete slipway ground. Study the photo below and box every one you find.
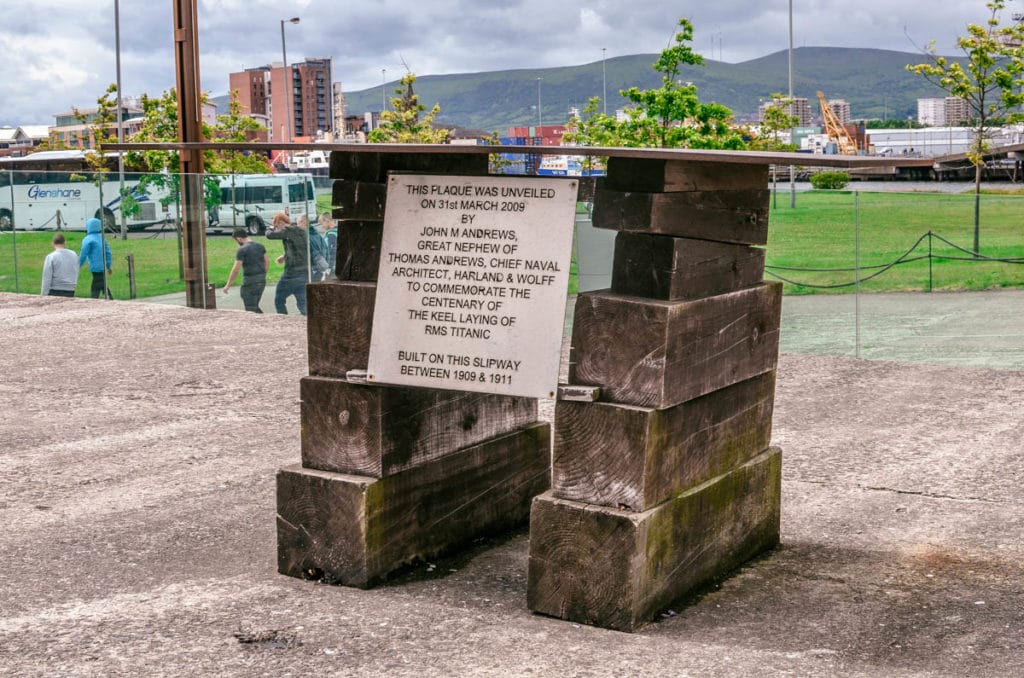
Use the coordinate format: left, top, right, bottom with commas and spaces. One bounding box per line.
1, 289, 1022, 677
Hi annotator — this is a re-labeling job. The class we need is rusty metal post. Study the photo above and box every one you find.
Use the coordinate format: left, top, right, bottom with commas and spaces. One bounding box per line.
172, 0, 214, 309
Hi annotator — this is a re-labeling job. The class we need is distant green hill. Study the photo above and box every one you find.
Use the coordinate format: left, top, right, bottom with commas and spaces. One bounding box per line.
336, 47, 953, 134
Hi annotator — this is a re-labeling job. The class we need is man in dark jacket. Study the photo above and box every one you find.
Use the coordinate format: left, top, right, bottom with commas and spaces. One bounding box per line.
265, 211, 309, 315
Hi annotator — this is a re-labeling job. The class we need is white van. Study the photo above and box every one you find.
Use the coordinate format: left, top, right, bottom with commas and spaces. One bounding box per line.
210, 173, 315, 234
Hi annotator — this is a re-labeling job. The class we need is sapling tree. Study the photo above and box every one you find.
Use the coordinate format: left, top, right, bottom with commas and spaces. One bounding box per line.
368, 73, 449, 144
907, 0, 1024, 254
566, 18, 744, 150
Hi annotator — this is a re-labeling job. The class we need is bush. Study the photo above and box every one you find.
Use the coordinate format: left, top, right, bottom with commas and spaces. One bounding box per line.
810, 171, 850, 190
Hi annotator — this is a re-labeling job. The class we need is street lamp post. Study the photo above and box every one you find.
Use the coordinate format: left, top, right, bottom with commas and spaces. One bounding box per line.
382, 68, 387, 113
602, 48, 607, 115
788, 0, 796, 208
280, 17, 300, 145
114, 0, 126, 240
537, 77, 542, 128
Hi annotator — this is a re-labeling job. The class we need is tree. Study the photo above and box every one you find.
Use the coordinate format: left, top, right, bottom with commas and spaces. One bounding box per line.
207, 92, 271, 175
563, 97, 626, 174
566, 18, 744, 150
748, 94, 799, 152
74, 83, 120, 169
34, 130, 71, 152
68, 83, 126, 232
907, 0, 1024, 254
565, 96, 631, 148
129, 88, 268, 177
368, 73, 449, 144
127, 88, 269, 217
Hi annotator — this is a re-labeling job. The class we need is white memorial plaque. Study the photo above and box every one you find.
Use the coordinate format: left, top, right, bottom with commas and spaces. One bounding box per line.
367, 174, 578, 399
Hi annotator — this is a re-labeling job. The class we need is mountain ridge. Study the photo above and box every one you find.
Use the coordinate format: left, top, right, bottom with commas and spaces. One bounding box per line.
215, 47, 954, 134
346, 47, 952, 133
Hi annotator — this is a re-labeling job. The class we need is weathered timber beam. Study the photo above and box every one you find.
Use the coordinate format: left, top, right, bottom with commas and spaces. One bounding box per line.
300, 375, 538, 477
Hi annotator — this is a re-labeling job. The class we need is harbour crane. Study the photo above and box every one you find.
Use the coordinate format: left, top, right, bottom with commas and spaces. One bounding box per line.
816, 91, 858, 155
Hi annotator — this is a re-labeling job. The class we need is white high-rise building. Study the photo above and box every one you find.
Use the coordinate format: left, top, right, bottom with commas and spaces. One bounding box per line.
918, 97, 971, 126
918, 98, 946, 126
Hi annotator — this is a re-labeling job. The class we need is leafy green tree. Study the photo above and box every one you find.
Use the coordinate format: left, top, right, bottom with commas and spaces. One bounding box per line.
74, 83, 119, 167
129, 88, 267, 177
128, 88, 268, 215
368, 73, 449, 143
565, 18, 744, 150
207, 92, 271, 175
565, 97, 631, 148
70, 83, 128, 231
34, 130, 71, 152
749, 94, 799, 151
907, 0, 1024, 254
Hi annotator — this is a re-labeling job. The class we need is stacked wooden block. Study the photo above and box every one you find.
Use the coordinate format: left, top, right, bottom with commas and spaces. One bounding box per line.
527, 157, 783, 631
276, 151, 551, 587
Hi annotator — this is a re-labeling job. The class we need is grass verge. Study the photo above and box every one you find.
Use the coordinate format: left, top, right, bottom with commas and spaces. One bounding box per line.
2, 190, 1021, 299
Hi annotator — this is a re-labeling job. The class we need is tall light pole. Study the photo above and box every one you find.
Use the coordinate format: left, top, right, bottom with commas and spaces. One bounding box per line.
788, 0, 796, 208
280, 16, 300, 145
114, 0, 126, 239
382, 68, 387, 113
602, 48, 607, 115
537, 77, 542, 128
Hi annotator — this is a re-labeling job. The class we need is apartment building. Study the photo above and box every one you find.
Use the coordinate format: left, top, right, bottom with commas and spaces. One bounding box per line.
943, 97, 971, 125
918, 97, 971, 126
229, 57, 333, 142
49, 103, 145, 149
758, 97, 813, 127
828, 99, 851, 125
918, 98, 946, 125
332, 82, 346, 137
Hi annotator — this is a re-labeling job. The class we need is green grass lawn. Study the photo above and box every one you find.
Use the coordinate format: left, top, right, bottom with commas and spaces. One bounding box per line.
766, 190, 1024, 294
3, 189, 1021, 299
0, 230, 282, 299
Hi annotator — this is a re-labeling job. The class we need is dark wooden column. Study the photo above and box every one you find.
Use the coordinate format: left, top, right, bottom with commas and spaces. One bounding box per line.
172, 0, 213, 309
276, 150, 551, 587
527, 158, 783, 632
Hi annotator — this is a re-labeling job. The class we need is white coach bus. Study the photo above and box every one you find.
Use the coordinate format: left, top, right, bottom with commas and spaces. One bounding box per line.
209, 172, 316, 235
0, 150, 176, 232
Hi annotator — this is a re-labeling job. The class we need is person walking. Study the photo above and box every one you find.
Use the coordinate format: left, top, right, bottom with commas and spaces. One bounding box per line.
319, 213, 337, 279
78, 217, 112, 299
300, 214, 330, 281
265, 211, 309, 315
40, 232, 79, 297
223, 227, 269, 313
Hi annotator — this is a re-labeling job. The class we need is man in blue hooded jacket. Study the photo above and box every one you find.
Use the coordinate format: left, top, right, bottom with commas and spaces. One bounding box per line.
78, 217, 113, 299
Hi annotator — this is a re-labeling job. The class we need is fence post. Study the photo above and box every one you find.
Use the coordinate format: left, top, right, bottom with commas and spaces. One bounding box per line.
927, 230, 933, 293
126, 253, 137, 299
854, 191, 860, 360
9, 173, 19, 293
11, 224, 19, 295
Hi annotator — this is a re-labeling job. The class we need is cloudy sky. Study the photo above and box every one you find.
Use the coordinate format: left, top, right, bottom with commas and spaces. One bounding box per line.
1, 0, 1021, 127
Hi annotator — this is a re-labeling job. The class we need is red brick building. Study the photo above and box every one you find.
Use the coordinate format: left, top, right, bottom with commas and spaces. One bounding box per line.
229, 57, 333, 142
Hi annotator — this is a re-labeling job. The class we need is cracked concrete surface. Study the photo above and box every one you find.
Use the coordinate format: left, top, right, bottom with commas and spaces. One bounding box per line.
0, 292, 1022, 677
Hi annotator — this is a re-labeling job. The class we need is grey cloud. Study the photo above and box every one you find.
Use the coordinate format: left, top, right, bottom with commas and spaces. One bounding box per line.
1, 0, 1020, 126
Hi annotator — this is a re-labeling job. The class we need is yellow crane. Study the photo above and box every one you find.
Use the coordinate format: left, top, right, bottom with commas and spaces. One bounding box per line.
816, 91, 858, 155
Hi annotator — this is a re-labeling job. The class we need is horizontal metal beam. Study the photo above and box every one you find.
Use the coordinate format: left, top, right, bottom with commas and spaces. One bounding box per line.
106, 141, 935, 169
